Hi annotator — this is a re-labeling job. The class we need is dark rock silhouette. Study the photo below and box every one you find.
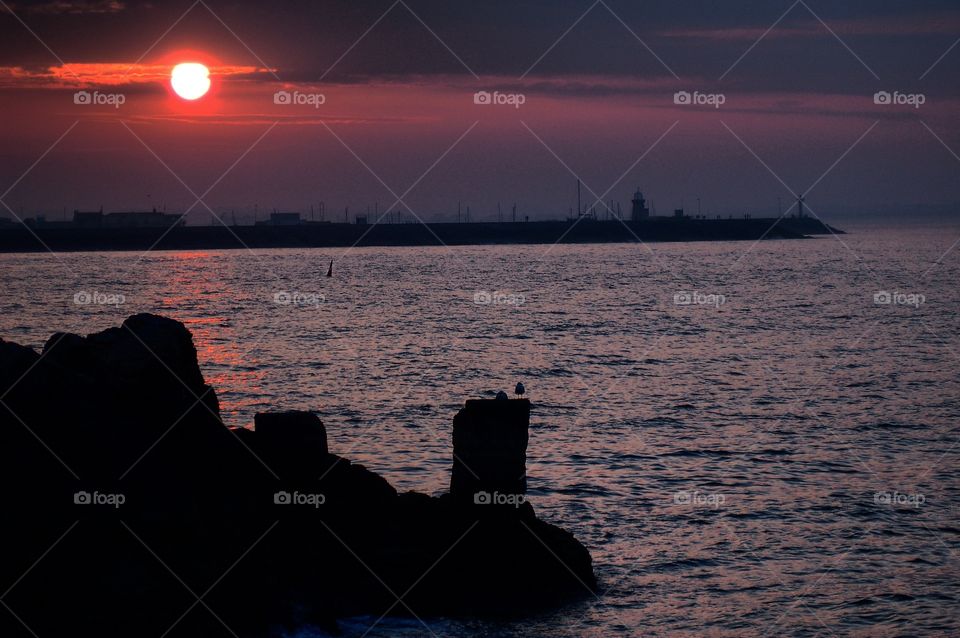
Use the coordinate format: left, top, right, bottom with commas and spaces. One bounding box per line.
253, 411, 330, 473
451, 399, 529, 504
0, 314, 596, 637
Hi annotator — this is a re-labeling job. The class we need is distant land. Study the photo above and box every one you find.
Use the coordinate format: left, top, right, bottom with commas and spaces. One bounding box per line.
0, 216, 841, 253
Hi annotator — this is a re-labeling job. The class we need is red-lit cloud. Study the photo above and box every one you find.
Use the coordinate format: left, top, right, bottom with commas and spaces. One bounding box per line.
0, 62, 267, 89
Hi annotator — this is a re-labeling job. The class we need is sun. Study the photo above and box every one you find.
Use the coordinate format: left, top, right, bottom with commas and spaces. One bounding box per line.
171, 62, 211, 100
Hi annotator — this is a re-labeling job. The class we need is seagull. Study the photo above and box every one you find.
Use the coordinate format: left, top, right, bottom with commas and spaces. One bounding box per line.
515, 382, 525, 399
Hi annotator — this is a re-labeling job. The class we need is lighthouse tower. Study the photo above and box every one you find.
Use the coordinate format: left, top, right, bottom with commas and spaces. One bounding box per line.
631, 188, 650, 221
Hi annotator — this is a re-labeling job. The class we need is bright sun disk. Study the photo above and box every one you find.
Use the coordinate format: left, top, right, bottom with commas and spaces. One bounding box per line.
171, 62, 211, 100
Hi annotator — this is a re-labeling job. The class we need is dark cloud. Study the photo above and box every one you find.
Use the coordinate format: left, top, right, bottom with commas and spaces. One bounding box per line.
1, 0, 957, 85
8, 0, 129, 15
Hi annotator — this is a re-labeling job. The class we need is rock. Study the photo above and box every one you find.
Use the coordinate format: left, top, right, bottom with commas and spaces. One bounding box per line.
41, 313, 219, 418
450, 398, 530, 505
255, 411, 328, 455
0, 315, 595, 638
254, 411, 329, 477
0, 338, 40, 390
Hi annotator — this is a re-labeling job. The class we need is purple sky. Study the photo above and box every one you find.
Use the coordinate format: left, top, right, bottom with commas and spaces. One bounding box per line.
1, 0, 959, 223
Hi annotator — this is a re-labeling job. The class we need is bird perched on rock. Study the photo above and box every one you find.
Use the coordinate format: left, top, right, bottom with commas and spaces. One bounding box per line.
495, 390, 508, 400
515, 382, 525, 399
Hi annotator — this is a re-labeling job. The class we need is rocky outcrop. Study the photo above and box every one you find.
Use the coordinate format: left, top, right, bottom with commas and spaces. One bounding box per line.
451, 398, 530, 504
0, 314, 596, 638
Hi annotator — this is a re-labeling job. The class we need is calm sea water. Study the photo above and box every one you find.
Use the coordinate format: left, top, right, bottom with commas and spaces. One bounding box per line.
1, 223, 959, 637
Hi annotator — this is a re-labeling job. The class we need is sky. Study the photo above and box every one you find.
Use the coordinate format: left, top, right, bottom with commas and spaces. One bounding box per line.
0, 0, 958, 224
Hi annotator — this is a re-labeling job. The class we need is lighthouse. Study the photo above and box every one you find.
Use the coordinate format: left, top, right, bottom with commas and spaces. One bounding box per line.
631, 188, 650, 221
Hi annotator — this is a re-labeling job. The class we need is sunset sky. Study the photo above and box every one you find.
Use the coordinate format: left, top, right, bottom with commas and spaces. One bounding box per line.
1, 0, 958, 223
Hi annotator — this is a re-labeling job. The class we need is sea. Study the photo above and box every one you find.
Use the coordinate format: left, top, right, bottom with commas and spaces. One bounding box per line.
1, 222, 958, 637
